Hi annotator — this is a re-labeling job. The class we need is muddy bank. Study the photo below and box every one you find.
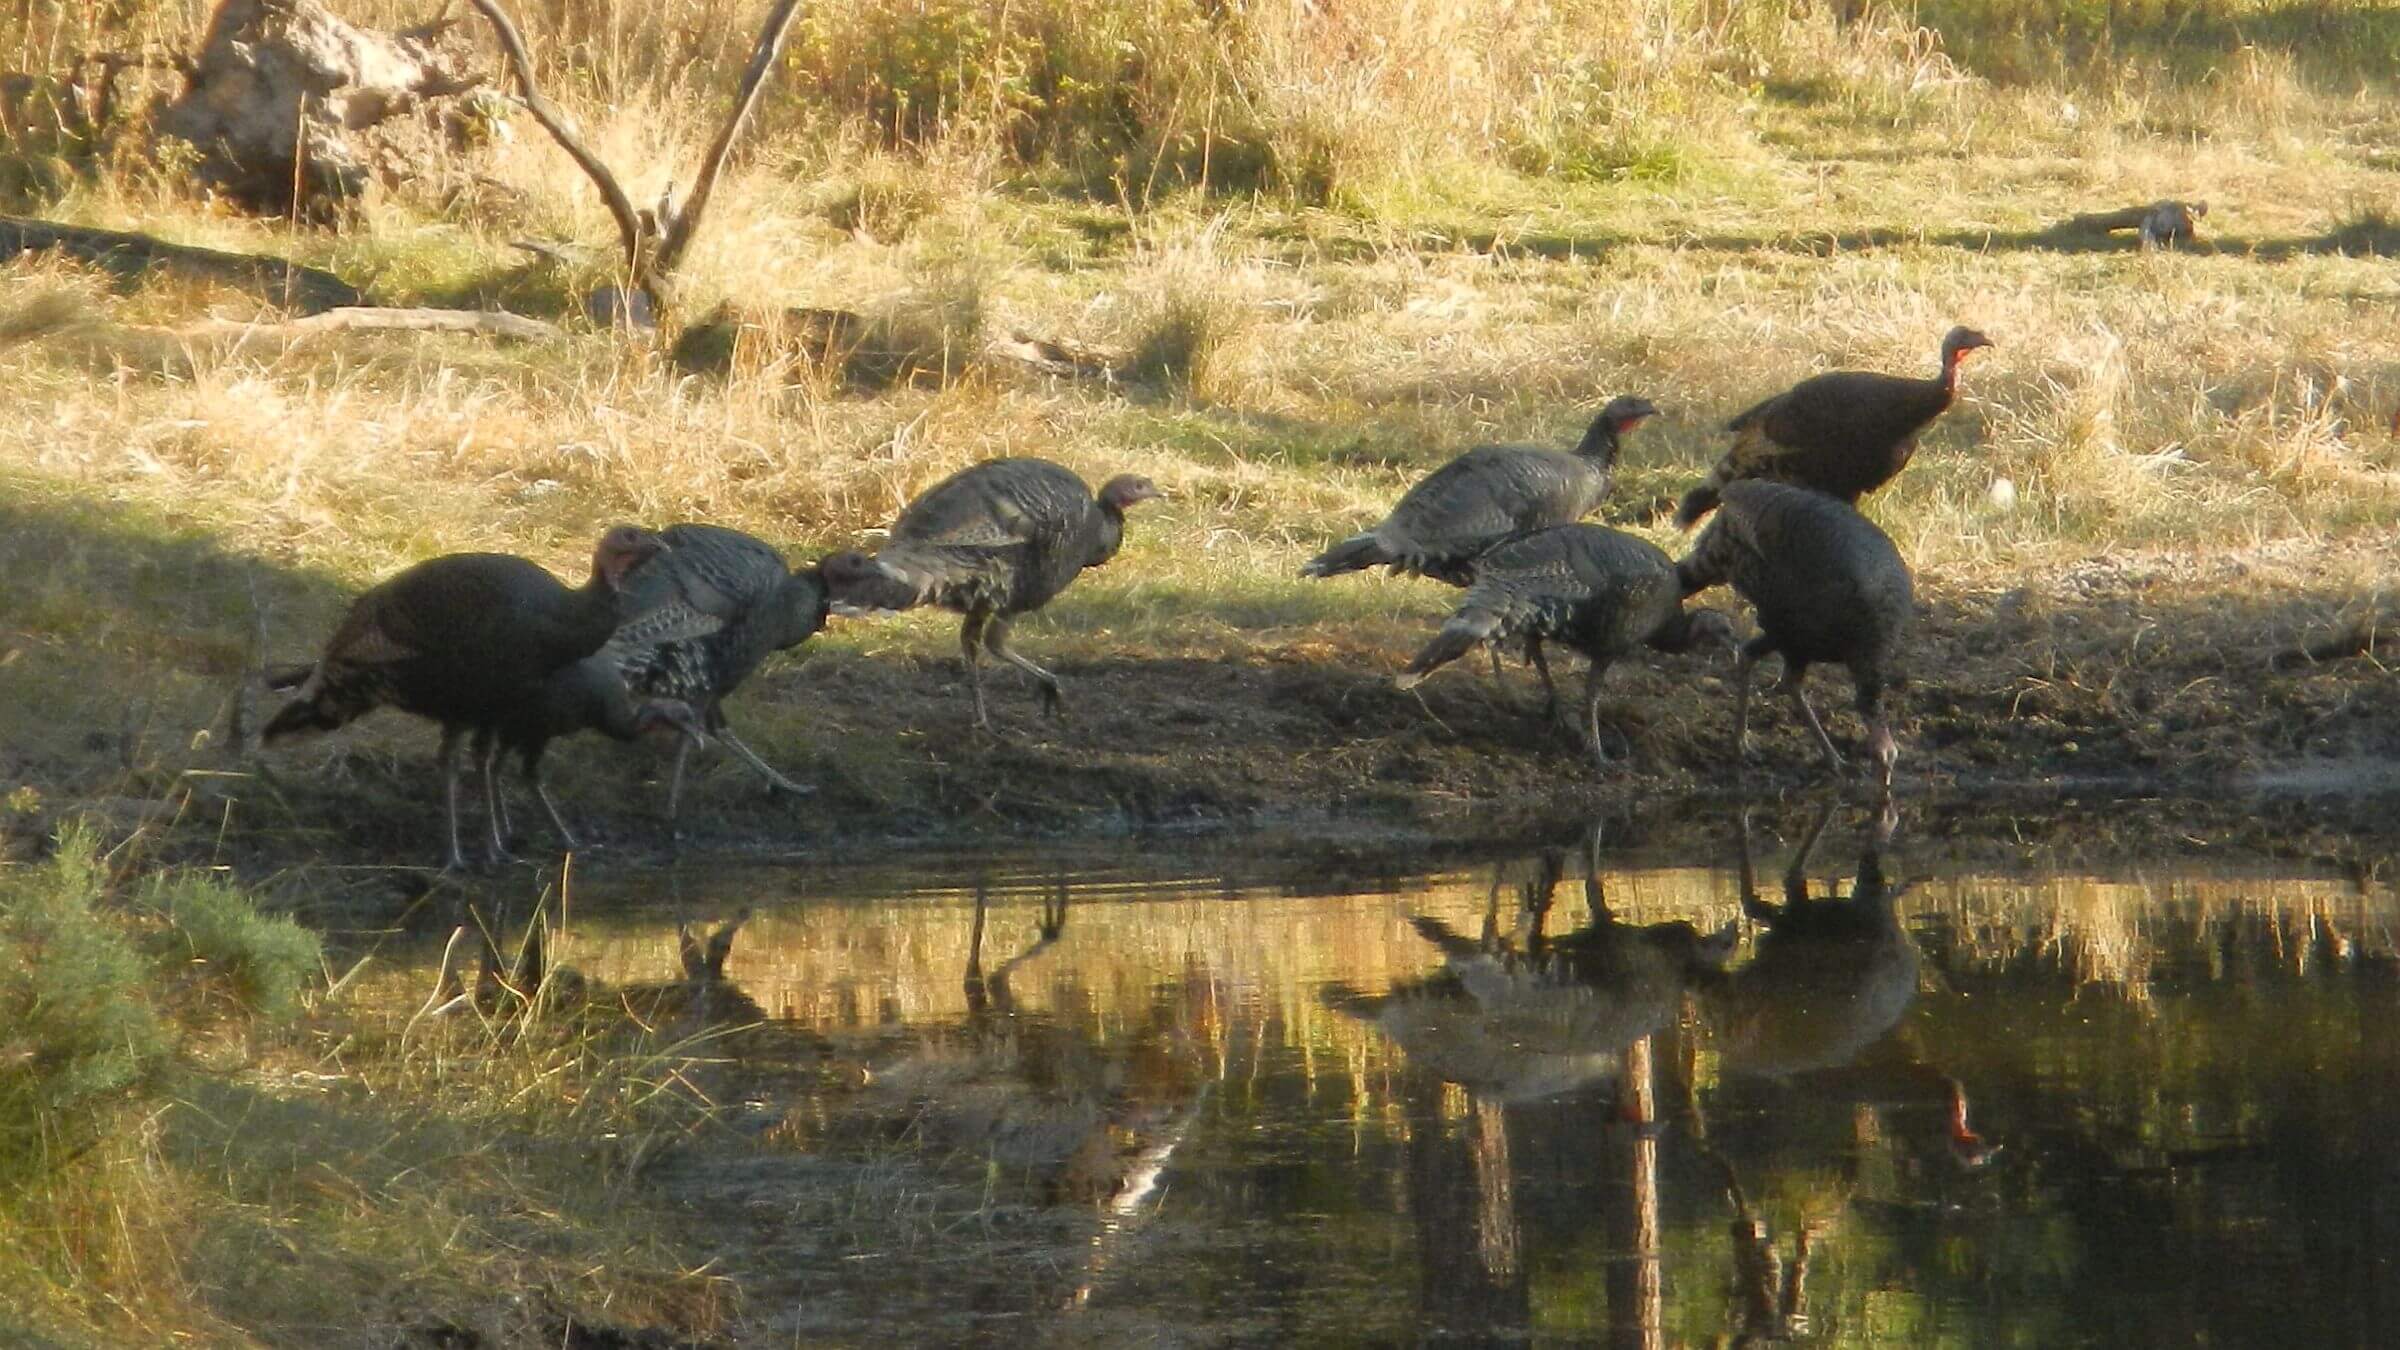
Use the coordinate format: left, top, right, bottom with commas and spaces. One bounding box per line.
10, 550, 2400, 878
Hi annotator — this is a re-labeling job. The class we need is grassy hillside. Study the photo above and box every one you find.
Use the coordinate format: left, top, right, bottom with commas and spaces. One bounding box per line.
1, 0, 2397, 853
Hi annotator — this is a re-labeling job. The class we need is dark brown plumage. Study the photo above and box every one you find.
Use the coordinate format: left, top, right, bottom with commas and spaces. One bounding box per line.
262, 525, 666, 869
596, 523, 875, 820
1303, 395, 1657, 585
469, 659, 707, 860
1395, 523, 1734, 766
826, 458, 1164, 728
1674, 481, 1913, 785
1674, 328, 1990, 528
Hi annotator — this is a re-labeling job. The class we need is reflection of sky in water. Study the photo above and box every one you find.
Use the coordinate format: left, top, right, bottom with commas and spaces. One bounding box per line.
522, 804, 2400, 1346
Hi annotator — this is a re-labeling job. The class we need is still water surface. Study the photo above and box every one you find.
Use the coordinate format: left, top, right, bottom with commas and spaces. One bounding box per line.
544, 799, 2399, 1346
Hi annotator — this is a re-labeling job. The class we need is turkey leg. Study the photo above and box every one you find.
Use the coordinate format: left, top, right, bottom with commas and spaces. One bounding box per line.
716, 725, 814, 797
438, 725, 470, 872
665, 735, 694, 828
1731, 638, 1772, 763
1856, 683, 1897, 790
959, 609, 994, 730
475, 733, 518, 865
1780, 666, 1845, 773
983, 615, 1066, 719
522, 754, 583, 851
1528, 636, 1562, 722
1579, 658, 1621, 768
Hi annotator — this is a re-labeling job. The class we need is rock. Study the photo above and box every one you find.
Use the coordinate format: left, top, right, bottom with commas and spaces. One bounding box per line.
153, 0, 484, 219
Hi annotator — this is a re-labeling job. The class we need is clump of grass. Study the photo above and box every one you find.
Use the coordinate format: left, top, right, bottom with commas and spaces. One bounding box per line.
821, 155, 951, 242
1127, 284, 1229, 391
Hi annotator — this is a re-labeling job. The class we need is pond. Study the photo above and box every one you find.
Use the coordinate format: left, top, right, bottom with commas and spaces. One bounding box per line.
508, 795, 2399, 1347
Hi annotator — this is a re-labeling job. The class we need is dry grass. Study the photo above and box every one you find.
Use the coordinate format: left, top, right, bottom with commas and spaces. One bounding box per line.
3, 2, 2398, 824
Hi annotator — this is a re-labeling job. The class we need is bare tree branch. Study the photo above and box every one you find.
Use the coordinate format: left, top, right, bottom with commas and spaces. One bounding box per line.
179, 306, 563, 344
653, 0, 805, 277
463, 0, 646, 274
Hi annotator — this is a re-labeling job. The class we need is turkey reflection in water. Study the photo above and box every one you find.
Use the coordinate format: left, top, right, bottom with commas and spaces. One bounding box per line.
541, 797, 2398, 1346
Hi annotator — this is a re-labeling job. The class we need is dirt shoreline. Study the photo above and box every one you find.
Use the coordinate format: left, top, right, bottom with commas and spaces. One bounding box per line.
19, 648, 2400, 891
8, 541, 2397, 880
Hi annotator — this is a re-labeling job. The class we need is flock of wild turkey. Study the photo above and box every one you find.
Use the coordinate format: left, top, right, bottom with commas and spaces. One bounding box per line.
263, 326, 1992, 868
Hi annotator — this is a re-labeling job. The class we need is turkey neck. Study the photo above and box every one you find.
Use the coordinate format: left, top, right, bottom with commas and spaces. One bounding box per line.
1085, 495, 1130, 568
566, 559, 634, 646
1936, 350, 1967, 402
1569, 415, 1626, 469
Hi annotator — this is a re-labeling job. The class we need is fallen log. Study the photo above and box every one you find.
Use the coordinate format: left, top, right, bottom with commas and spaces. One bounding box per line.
179, 306, 561, 344
0, 215, 362, 312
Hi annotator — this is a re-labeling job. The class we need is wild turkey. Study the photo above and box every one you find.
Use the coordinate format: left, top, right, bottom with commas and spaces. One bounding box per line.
1394, 523, 1734, 766
1673, 327, 1991, 528
2060, 199, 2208, 250
1302, 394, 1658, 585
262, 525, 669, 869
468, 658, 706, 860
826, 458, 1165, 728
1674, 481, 1912, 785
2137, 199, 2207, 250
595, 523, 874, 820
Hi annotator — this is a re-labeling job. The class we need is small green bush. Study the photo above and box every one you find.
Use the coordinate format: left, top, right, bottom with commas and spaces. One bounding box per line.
139, 871, 321, 1020
0, 828, 169, 1185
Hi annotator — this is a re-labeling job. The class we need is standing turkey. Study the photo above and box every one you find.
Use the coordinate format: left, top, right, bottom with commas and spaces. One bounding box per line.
1674, 481, 1913, 786
595, 523, 875, 821
1673, 327, 1991, 528
1302, 394, 1658, 585
470, 659, 708, 859
262, 525, 670, 869
1394, 522, 1734, 766
827, 458, 1164, 728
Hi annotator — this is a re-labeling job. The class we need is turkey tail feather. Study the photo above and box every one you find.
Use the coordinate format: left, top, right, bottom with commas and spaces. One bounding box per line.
1395, 609, 1503, 688
1672, 481, 1722, 529
1674, 522, 1741, 598
1300, 532, 1392, 579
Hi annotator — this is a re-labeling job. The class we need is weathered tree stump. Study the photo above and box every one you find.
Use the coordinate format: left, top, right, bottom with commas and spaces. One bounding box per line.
153, 0, 483, 219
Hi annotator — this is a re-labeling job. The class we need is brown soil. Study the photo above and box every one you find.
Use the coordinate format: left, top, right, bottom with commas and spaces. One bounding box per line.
10, 546, 2399, 880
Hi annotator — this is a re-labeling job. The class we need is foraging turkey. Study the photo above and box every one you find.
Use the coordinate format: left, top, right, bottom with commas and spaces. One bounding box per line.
595, 523, 872, 820
1395, 523, 1734, 766
827, 458, 1165, 728
1674, 481, 1912, 785
2137, 199, 2207, 250
262, 525, 670, 869
469, 659, 707, 860
1302, 395, 1658, 585
1673, 328, 1991, 528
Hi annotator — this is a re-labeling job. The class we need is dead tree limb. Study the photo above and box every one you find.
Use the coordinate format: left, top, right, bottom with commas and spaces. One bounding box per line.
178, 306, 564, 344
463, 0, 647, 278
653, 0, 805, 278
463, 0, 804, 319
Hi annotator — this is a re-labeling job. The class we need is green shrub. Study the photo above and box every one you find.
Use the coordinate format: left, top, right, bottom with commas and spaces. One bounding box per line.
139, 870, 321, 1020
0, 828, 169, 1185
